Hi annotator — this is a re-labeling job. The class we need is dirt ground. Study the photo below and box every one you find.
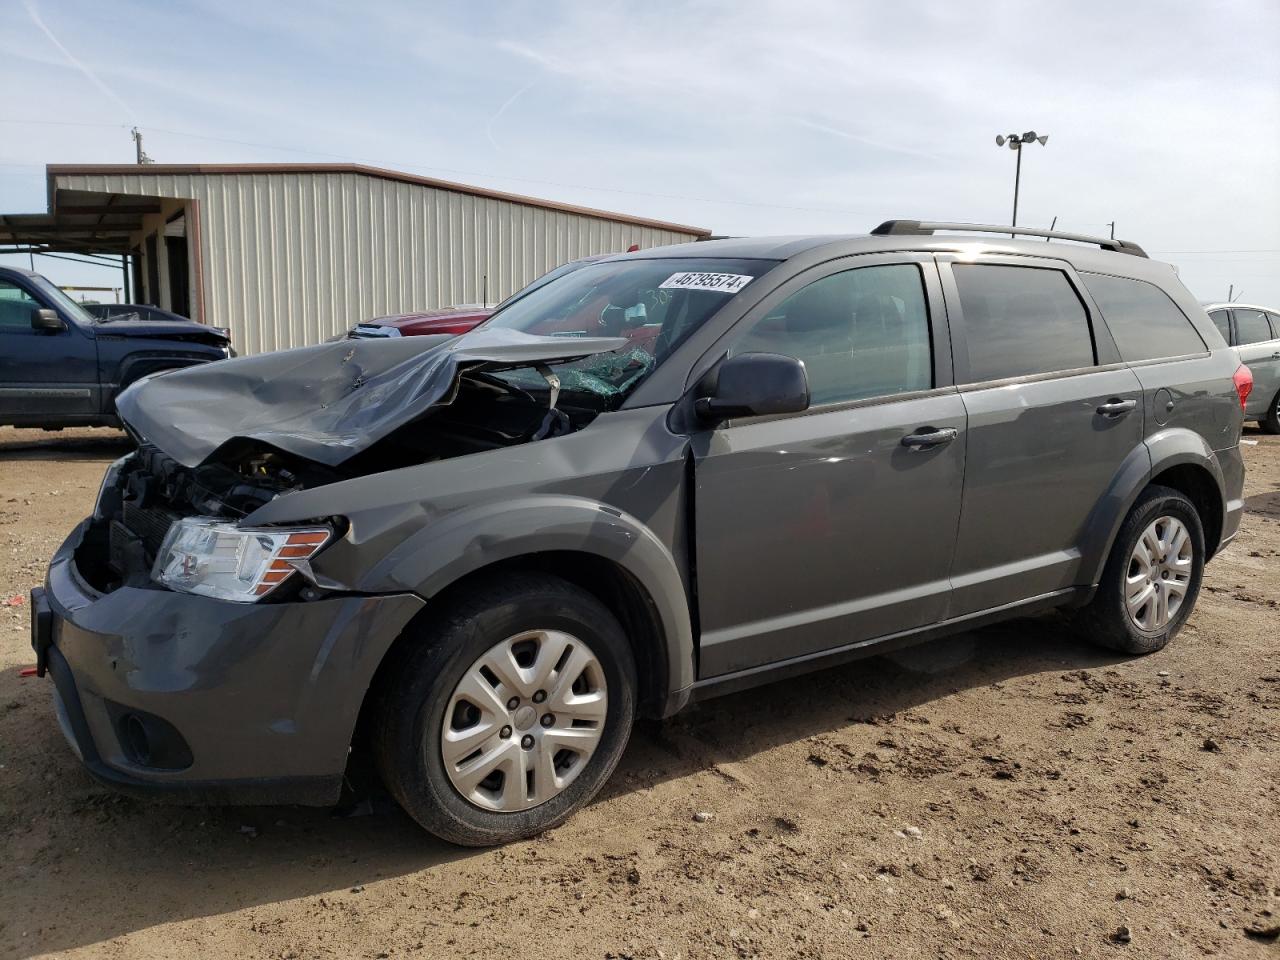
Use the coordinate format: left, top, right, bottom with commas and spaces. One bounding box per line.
0, 425, 1276, 960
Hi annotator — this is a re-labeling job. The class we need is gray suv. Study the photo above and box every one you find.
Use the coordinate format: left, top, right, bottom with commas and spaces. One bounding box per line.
1203, 302, 1280, 432
31, 221, 1248, 846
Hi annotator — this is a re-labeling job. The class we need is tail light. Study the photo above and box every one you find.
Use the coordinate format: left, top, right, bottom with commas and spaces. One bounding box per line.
1233, 364, 1253, 412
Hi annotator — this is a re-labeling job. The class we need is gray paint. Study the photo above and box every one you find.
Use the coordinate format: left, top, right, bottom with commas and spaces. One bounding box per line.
115, 329, 628, 467
39, 230, 1249, 804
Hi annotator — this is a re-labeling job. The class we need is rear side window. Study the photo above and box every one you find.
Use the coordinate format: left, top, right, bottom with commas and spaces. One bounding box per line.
1234, 309, 1275, 345
1208, 310, 1232, 344
1080, 273, 1206, 361
952, 264, 1094, 382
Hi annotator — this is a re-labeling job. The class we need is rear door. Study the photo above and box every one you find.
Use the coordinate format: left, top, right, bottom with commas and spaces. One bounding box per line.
939, 255, 1145, 616
691, 255, 967, 677
1232, 308, 1280, 421
1080, 273, 1240, 450
0, 275, 100, 421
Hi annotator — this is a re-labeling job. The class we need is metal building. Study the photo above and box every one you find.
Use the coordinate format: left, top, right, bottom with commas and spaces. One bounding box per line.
0, 164, 710, 354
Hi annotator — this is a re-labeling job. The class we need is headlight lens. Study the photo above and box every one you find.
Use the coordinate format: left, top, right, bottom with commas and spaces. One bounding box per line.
152, 518, 332, 602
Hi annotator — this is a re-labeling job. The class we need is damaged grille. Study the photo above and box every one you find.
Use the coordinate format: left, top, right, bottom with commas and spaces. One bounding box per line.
108, 500, 180, 578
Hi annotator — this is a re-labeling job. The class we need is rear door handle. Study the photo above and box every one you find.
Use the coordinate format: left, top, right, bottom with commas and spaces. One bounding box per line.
901, 427, 958, 449
1096, 398, 1138, 417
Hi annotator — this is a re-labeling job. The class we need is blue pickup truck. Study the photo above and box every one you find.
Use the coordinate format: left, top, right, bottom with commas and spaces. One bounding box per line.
0, 265, 231, 430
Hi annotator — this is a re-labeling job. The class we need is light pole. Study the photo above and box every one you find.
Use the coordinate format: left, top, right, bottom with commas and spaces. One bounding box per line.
995, 131, 1048, 227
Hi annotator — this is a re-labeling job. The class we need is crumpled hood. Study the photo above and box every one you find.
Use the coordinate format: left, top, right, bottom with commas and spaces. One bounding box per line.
114, 328, 626, 468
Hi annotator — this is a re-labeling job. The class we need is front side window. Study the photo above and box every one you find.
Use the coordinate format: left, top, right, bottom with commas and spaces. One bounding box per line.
0, 280, 40, 330
1234, 309, 1275, 345
27, 276, 96, 326
725, 264, 932, 406
953, 264, 1094, 382
1080, 273, 1206, 361
483, 257, 778, 404
1208, 310, 1232, 345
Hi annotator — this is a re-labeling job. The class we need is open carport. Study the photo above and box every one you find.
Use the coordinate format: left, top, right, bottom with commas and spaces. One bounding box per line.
0, 164, 709, 354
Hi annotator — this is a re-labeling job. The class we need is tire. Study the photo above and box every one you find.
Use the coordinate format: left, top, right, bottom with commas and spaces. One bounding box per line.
372, 573, 636, 846
1261, 389, 1280, 435
1077, 485, 1205, 655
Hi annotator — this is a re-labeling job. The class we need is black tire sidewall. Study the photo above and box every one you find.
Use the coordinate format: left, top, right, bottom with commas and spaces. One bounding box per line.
1263, 389, 1280, 434
379, 578, 636, 846
1092, 487, 1205, 654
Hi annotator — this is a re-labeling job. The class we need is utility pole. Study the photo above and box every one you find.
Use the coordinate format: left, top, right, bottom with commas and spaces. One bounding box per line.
130, 127, 152, 165
1107, 221, 1116, 239
995, 131, 1049, 229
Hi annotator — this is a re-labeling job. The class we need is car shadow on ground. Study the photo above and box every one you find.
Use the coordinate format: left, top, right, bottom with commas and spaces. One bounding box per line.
1, 611, 1124, 956
603, 611, 1123, 803
0, 429, 131, 461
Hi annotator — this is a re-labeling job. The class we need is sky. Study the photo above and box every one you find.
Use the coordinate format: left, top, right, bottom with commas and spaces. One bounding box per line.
1, 0, 1278, 306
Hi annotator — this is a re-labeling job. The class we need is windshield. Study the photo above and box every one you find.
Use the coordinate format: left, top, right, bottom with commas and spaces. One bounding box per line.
481, 257, 779, 403
490, 257, 600, 312
28, 277, 99, 326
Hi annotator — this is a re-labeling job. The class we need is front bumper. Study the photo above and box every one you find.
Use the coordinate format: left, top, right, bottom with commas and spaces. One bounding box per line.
33, 520, 425, 805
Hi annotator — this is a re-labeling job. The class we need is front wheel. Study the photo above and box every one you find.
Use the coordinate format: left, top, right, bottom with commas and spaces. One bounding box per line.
1077, 485, 1205, 655
373, 574, 636, 846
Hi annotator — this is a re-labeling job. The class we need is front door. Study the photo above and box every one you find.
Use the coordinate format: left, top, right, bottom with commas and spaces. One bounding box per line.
0, 276, 100, 422
692, 256, 966, 677
939, 256, 1146, 615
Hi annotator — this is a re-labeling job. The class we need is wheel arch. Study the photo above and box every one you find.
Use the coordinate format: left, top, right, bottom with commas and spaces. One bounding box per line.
1082, 429, 1228, 586
362, 496, 696, 720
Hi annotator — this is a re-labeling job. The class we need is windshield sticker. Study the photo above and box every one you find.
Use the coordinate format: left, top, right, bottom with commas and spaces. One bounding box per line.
659, 272, 755, 295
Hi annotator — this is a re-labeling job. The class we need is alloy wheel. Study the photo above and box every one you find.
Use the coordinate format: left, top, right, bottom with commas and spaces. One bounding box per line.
1125, 515, 1194, 631
439, 629, 608, 812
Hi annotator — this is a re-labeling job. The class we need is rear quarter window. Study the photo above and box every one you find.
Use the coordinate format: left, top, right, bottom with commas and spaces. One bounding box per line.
1080, 273, 1207, 361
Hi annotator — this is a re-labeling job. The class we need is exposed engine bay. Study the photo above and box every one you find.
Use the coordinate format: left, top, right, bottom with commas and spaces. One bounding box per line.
77, 366, 602, 595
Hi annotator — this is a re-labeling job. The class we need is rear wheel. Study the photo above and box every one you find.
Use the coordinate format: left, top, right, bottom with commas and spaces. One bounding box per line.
373, 574, 636, 846
1077, 485, 1205, 655
1261, 388, 1280, 434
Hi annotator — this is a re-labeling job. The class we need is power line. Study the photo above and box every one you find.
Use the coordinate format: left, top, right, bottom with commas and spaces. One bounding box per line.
3, 119, 1280, 250
0, 118, 875, 217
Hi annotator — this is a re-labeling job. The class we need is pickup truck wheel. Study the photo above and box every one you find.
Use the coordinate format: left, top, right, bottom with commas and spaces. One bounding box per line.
1261, 389, 1280, 434
373, 574, 636, 846
1078, 485, 1205, 655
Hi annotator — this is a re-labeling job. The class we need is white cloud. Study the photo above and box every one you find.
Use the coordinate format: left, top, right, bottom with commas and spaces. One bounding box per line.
2, 0, 1277, 303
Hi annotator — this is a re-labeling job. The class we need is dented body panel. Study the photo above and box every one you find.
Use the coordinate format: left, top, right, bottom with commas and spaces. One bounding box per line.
115, 329, 627, 468
33, 234, 1248, 807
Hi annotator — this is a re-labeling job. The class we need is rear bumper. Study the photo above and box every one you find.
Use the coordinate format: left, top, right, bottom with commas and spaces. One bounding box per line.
1216, 442, 1247, 554
33, 520, 425, 805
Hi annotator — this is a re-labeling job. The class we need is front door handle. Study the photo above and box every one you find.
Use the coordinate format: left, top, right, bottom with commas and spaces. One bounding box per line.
901, 427, 958, 449
1096, 398, 1138, 417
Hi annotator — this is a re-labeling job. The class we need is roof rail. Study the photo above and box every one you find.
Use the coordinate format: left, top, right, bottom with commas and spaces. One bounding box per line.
870, 220, 1148, 258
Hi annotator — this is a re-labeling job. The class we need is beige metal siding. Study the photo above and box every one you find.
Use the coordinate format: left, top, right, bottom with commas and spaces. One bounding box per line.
54, 171, 703, 355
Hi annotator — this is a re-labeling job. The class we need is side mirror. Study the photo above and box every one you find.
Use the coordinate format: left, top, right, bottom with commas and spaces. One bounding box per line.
695, 352, 810, 423
31, 308, 65, 332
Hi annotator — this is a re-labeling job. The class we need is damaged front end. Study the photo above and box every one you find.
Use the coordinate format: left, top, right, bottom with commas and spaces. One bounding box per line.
78, 329, 630, 600
81, 443, 343, 598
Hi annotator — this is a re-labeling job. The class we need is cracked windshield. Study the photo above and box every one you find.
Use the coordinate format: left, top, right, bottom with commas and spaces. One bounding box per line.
482, 257, 779, 402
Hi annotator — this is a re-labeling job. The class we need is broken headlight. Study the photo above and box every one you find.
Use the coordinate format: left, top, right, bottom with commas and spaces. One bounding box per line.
152, 518, 331, 602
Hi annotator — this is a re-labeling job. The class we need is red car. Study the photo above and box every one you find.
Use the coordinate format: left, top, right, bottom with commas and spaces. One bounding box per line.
349, 305, 492, 339
347, 255, 615, 340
